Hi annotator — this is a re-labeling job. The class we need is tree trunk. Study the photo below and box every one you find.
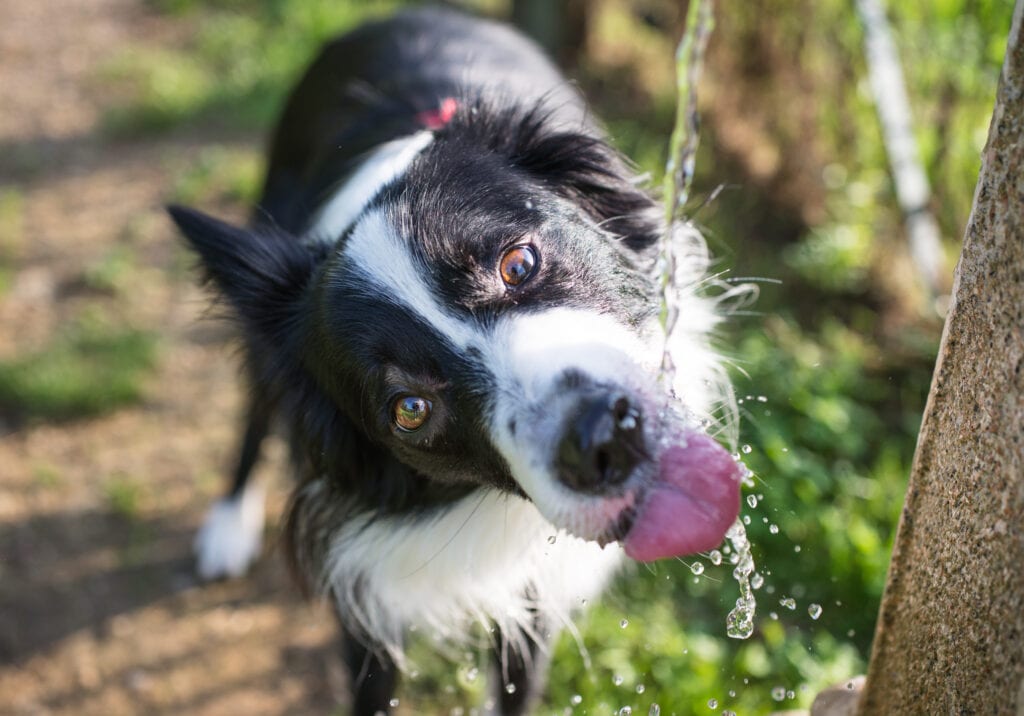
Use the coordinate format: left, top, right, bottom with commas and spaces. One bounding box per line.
857, 2, 1024, 712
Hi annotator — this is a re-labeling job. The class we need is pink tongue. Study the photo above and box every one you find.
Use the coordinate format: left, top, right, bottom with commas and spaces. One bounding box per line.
623, 433, 741, 562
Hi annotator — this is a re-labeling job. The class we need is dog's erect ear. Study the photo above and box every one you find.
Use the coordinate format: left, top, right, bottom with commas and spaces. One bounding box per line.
168, 205, 319, 341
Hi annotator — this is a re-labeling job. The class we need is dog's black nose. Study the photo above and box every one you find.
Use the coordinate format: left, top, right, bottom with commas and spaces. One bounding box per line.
556, 393, 645, 492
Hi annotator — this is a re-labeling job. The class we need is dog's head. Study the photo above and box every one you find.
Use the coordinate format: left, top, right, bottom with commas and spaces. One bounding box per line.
171, 104, 740, 563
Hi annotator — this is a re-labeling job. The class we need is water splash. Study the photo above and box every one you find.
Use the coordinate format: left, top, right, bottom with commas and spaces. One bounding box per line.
724, 520, 757, 639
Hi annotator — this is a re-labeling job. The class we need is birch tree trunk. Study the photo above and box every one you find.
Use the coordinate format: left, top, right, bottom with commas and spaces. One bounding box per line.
856, 2, 1024, 711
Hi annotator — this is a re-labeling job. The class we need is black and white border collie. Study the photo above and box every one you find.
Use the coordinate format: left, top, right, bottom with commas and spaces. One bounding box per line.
170, 7, 743, 714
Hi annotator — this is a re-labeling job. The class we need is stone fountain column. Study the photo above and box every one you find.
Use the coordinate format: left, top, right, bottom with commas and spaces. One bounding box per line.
827, 2, 1024, 713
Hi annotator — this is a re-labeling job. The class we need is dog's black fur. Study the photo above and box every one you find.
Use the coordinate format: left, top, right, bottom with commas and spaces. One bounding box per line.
170, 8, 730, 715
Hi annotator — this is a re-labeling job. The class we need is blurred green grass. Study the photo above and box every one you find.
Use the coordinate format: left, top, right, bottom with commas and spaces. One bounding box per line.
0, 316, 157, 422
84, 0, 1012, 711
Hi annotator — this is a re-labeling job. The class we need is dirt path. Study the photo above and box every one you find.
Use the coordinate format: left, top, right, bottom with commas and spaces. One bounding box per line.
0, 2, 346, 713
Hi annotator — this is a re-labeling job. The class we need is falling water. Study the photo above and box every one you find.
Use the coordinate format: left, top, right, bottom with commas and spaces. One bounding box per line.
659, 0, 756, 641
724, 521, 756, 639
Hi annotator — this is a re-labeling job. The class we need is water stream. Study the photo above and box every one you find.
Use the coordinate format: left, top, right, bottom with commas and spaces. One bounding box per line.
659, 0, 757, 641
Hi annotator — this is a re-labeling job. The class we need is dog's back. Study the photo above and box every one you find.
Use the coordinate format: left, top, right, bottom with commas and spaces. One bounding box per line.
259, 7, 588, 234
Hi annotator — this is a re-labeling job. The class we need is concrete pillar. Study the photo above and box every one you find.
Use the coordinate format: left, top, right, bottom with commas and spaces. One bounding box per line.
855, 2, 1024, 711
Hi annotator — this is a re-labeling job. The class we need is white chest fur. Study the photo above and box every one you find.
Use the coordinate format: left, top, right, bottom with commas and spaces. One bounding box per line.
321, 488, 624, 663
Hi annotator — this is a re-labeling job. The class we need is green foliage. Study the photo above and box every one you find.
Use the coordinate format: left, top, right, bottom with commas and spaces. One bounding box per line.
103, 0, 401, 135
83, 246, 138, 294
0, 188, 25, 294
0, 317, 158, 421
170, 145, 263, 205
105, 473, 144, 520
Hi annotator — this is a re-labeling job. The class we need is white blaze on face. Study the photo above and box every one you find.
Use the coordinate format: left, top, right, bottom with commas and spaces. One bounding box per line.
485, 307, 661, 539
339, 210, 476, 350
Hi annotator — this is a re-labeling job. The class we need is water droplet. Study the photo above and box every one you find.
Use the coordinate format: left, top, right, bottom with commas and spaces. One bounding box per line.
620, 618, 629, 628
769, 524, 779, 534
547, 534, 557, 544
707, 698, 718, 709
787, 690, 795, 699
505, 683, 516, 695
780, 597, 796, 610
648, 706, 661, 716
723, 711, 737, 716
808, 603, 823, 620
525, 199, 534, 209
742, 515, 751, 525
771, 686, 786, 701
570, 694, 583, 706
709, 549, 722, 565
746, 495, 758, 508
750, 572, 764, 589
613, 674, 624, 686
691, 562, 705, 576
794, 545, 801, 553
740, 444, 752, 454
769, 611, 778, 620
757, 395, 768, 402
635, 684, 645, 694
728, 690, 736, 698
847, 629, 856, 637
389, 698, 400, 707
465, 667, 479, 682
618, 708, 632, 716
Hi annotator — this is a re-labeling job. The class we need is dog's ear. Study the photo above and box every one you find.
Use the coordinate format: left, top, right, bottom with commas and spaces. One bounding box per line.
510, 126, 662, 253
168, 205, 319, 342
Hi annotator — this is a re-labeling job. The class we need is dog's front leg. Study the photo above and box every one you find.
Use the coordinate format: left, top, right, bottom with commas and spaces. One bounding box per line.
490, 616, 553, 716
342, 632, 399, 716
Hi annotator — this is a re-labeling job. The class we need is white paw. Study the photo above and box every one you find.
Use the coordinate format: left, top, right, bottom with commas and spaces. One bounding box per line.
194, 484, 265, 580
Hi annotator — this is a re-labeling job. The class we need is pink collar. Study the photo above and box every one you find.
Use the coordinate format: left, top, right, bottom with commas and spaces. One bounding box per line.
415, 97, 458, 130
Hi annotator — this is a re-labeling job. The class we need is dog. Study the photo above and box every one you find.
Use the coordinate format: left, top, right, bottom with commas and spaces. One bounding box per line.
169, 7, 743, 714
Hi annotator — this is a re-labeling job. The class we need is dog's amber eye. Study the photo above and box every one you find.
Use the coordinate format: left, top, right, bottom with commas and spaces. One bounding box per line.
393, 396, 431, 432
499, 245, 537, 287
